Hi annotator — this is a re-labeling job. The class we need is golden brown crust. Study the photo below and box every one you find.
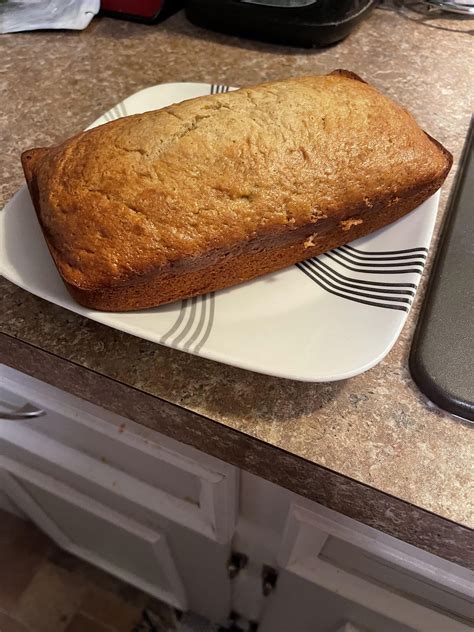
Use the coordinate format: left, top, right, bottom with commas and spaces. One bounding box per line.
62, 178, 446, 311
22, 71, 452, 311
329, 69, 367, 83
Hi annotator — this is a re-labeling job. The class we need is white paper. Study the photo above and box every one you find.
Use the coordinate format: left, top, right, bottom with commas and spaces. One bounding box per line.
0, 0, 100, 34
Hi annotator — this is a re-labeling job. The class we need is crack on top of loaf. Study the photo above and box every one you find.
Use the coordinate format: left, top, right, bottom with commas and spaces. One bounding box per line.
243, 91, 262, 108
109, 101, 234, 166
149, 101, 235, 157
88, 187, 148, 220
213, 185, 255, 203
117, 145, 148, 156
299, 147, 310, 162
112, 138, 149, 157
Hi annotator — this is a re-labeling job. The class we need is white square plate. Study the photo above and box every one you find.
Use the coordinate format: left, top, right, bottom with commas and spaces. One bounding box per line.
0, 82, 439, 381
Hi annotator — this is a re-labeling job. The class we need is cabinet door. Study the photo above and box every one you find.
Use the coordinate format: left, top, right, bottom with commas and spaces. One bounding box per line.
0, 433, 233, 622
259, 569, 413, 632
0, 436, 233, 623
1, 365, 238, 545
0, 462, 186, 610
258, 505, 473, 632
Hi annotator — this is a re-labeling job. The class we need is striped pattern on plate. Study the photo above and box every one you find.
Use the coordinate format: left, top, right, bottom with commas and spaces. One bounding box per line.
297, 245, 427, 312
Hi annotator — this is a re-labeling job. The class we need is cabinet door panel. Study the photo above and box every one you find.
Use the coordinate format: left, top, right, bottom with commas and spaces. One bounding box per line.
260, 504, 473, 632
0, 463, 186, 610
259, 570, 413, 632
1, 365, 238, 544
279, 504, 474, 623
0, 443, 233, 622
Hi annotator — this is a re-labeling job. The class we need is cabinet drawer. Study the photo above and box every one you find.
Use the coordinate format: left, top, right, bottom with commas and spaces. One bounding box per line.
0, 365, 237, 543
0, 460, 186, 609
277, 504, 473, 630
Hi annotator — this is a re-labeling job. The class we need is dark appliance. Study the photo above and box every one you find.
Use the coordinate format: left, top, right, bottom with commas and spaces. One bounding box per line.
185, 0, 376, 48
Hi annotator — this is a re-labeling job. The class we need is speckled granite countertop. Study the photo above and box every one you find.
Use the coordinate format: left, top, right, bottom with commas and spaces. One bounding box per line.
1, 5, 473, 567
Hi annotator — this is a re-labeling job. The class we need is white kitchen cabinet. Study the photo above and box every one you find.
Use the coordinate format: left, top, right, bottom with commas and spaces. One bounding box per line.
1, 364, 473, 630
0, 442, 234, 622
0, 365, 238, 544
0, 365, 237, 623
258, 557, 474, 632
259, 569, 414, 632
233, 474, 474, 630
0, 487, 25, 518
0, 461, 186, 610
257, 503, 474, 632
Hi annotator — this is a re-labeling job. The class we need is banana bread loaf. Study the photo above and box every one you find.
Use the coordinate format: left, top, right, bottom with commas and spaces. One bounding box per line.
21, 70, 452, 311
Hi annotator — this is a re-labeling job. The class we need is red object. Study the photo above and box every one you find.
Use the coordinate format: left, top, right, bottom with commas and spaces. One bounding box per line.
101, 0, 166, 20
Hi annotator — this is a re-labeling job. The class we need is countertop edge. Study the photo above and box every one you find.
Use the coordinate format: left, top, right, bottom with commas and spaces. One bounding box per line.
1, 331, 472, 570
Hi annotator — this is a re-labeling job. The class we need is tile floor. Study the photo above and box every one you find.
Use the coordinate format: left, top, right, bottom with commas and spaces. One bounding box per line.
0, 509, 220, 632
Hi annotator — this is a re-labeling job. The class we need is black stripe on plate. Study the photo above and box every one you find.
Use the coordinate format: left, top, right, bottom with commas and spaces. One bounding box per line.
323, 252, 423, 275
313, 259, 416, 289
195, 292, 215, 352
185, 295, 208, 350
345, 244, 428, 256
118, 101, 127, 117
296, 263, 409, 312
174, 296, 198, 345
299, 261, 411, 306
160, 299, 189, 344
330, 249, 425, 269
210, 85, 230, 94
305, 259, 415, 297
338, 245, 427, 262
111, 106, 120, 120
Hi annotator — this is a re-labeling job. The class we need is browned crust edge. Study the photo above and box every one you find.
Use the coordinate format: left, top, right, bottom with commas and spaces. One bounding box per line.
64, 173, 447, 311
21, 147, 48, 186
21, 147, 74, 290
329, 69, 367, 83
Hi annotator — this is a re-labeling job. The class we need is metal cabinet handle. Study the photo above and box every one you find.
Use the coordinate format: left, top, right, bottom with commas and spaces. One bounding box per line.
0, 402, 46, 420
